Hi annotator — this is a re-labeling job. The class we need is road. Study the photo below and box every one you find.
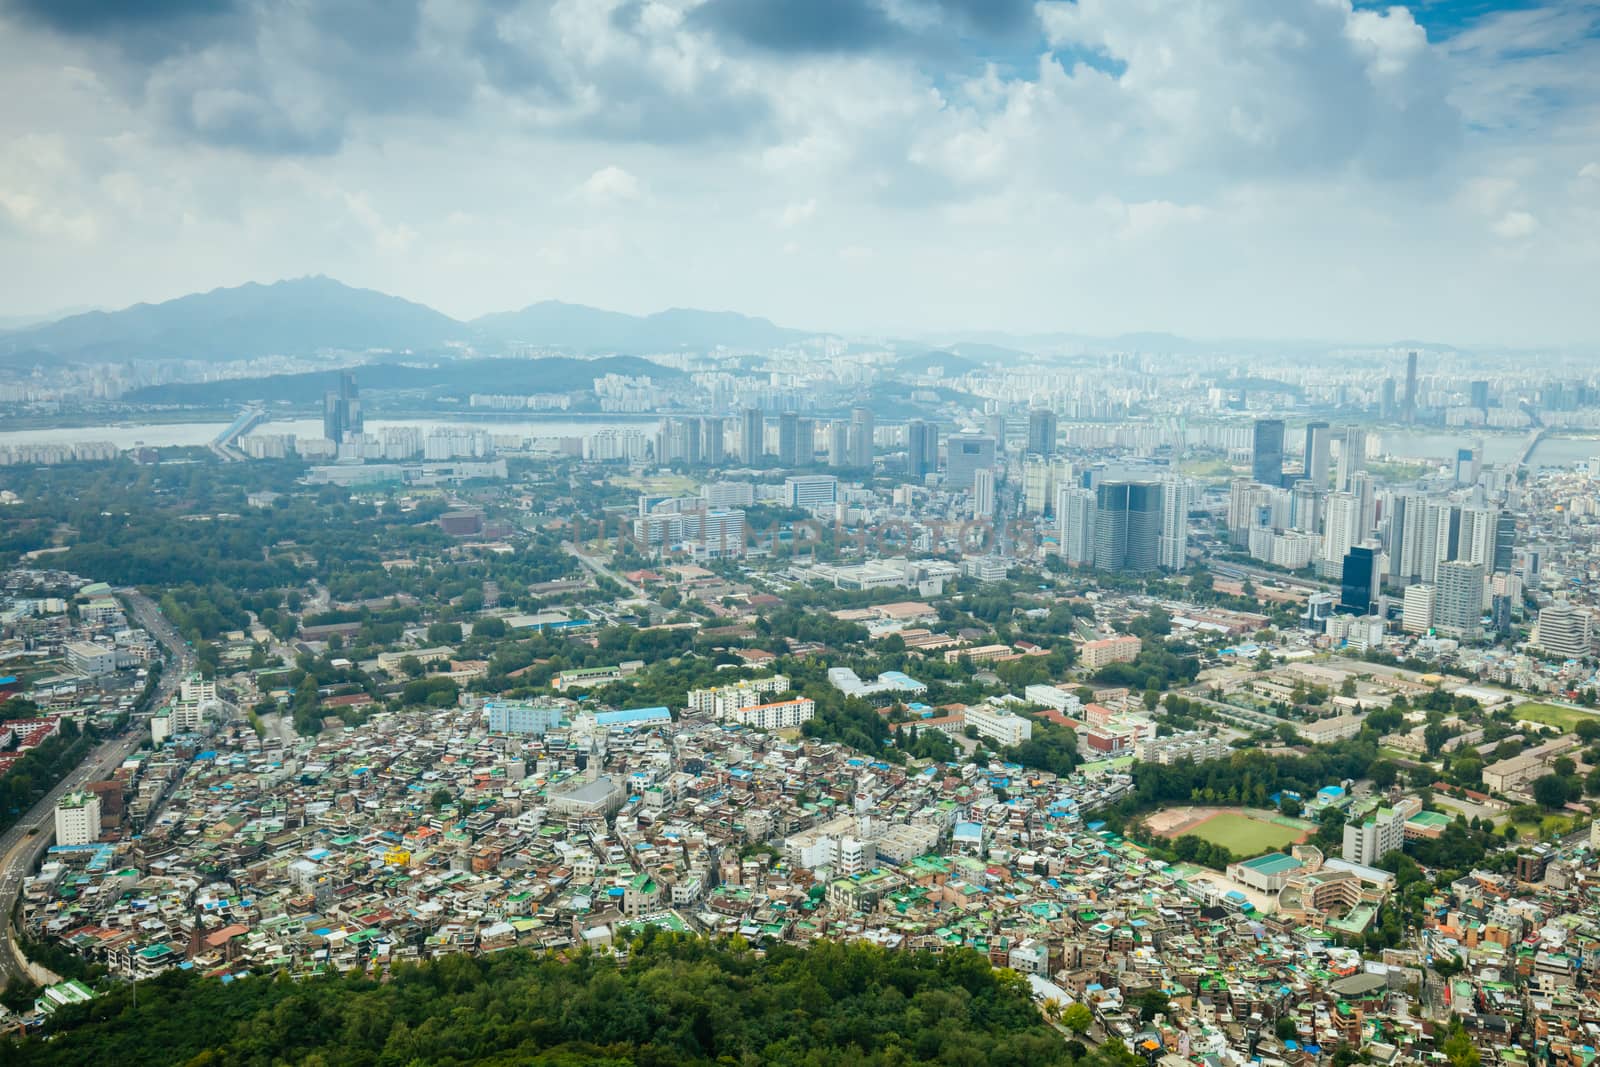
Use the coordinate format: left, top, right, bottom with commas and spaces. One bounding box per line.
0, 589, 192, 990
563, 541, 645, 598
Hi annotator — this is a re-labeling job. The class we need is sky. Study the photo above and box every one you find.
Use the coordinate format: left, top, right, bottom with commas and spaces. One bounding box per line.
0, 0, 1596, 345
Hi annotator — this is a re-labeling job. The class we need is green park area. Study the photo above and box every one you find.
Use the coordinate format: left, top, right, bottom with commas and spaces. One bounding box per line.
1512, 702, 1599, 731
1186, 811, 1308, 854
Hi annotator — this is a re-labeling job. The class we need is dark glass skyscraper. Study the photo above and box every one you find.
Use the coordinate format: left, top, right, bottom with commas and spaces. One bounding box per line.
907, 420, 937, 478
1093, 481, 1161, 573
1302, 421, 1330, 487
1026, 408, 1058, 457
322, 370, 361, 444
1252, 418, 1285, 487
1339, 545, 1378, 615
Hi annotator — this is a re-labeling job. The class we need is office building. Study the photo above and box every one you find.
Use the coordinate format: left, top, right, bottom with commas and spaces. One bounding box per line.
55, 791, 102, 846
1251, 418, 1285, 487
785, 475, 838, 510
1470, 380, 1490, 412
1404, 350, 1419, 422
740, 408, 763, 465
1340, 545, 1379, 615
1401, 584, 1435, 635
849, 407, 874, 468
486, 702, 566, 736
907, 420, 938, 479
1536, 601, 1592, 660
945, 434, 995, 491
972, 468, 995, 519
1022, 455, 1072, 515
1434, 560, 1485, 641
964, 705, 1033, 747
1094, 481, 1161, 574
1303, 422, 1331, 487
1381, 378, 1397, 419
1026, 408, 1058, 457
322, 370, 362, 444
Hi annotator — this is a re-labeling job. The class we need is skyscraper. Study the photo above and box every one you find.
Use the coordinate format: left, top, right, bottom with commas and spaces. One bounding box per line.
1158, 476, 1191, 571
971, 468, 995, 519
944, 434, 995, 491
1251, 418, 1285, 487
322, 370, 361, 443
1380, 378, 1397, 419
849, 407, 874, 468
827, 420, 850, 468
1434, 560, 1484, 641
1336, 426, 1365, 491
1470, 380, 1490, 412
1321, 492, 1360, 571
1057, 487, 1096, 566
1302, 422, 1331, 487
1339, 545, 1379, 615
1536, 601, 1592, 660
907, 420, 937, 479
1094, 482, 1161, 574
740, 408, 763, 465
1026, 408, 1058, 457
777, 411, 799, 467
702, 418, 725, 466
1404, 350, 1418, 422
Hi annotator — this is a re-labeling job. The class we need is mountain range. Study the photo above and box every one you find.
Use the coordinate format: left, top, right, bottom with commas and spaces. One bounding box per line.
0, 277, 814, 366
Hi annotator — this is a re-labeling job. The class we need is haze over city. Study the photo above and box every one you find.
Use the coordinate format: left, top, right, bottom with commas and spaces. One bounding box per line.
2, 0, 1598, 344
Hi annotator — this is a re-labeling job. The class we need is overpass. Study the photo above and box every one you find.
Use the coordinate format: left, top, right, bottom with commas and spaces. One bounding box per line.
1514, 428, 1547, 469
210, 406, 266, 461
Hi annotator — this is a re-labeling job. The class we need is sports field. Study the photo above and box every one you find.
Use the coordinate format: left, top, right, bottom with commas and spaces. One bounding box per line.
1512, 702, 1599, 731
1147, 806, 1311, 854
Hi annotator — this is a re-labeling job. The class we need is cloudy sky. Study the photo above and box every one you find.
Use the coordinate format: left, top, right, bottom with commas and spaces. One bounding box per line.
1, 0, 1596, 344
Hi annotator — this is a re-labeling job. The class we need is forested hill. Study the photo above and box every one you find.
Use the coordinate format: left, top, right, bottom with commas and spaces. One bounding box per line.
5, 936, 1132, 1067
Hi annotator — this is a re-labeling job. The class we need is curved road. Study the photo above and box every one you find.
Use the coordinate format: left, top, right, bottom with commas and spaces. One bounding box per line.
0, 589, 193, 989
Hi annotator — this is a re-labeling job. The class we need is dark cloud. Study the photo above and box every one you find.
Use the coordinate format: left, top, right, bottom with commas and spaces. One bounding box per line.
689, 0, 905, 53
4, 0, 245, 59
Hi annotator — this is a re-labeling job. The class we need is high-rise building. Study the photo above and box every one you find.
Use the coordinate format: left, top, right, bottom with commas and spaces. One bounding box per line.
777, 411, 800, 467
1302, 422, 1331, 487
1336, 426, 1366, 492
1493, 512, 1515, 573
1343, 802, 1415, 866
988, 410, 1007, 455
1457, 507, 1500, 572
1340, 545, 1379, 615
945, 434, 995, 491
1402, 584, 1435, 634
971, 468, 995, 519
1022, 455, 1072, 515
1380, 378, 1397, 419
796, 417, 815, 466
1026, 408, 1058, 457
1158, 476, 1191, 571
1094, 482, 1161, 573
321, 370, 362, 444
1404, 350, 1419, 422
740, 408, 763, 465
907, 420, 937, 479
1058, 487, 1096, 566
1289, 480, 1323, 533
1251, 418, 1285, 487
1536, 601, 1592, 660
55, 790, 102, 846
1321, 492, 1360, 571
849, 407, 874, 468
785, 475, 838, 509
1434, 560, 1485, 641
1470, 380, 1490, 412
702, 418, 725, 466
827, 420, 850, 468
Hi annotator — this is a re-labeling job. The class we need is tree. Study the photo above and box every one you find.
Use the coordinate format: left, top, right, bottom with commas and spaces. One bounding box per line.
1275, 1017, 1298, 1041
1063, 1002, 1093, 1035
1279, 795, 1304, 818
1136, 989, 1170, 1022
1553, 756, 1576, 778
430, 788, 452, 810
426, 621, 463, 645
1443, 1026, 1481, 1067
1370, 761, 1399, 789
1531, 773, 1572, 810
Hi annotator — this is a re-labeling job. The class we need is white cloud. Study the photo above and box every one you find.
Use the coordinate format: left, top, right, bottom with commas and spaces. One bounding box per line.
777, 198, 817, 227
577, 165, 644, 206
1492, 210, 1539, 239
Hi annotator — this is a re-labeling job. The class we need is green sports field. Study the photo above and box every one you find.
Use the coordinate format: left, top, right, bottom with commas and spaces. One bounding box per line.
1512, 702, 1600, 731
1186, 811, 1308, 854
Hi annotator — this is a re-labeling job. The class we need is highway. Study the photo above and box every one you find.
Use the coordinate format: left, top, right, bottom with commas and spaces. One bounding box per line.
0, 589, 193, 990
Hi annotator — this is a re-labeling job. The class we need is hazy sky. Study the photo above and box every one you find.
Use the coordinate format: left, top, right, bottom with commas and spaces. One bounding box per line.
1, 0, 1596, 343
